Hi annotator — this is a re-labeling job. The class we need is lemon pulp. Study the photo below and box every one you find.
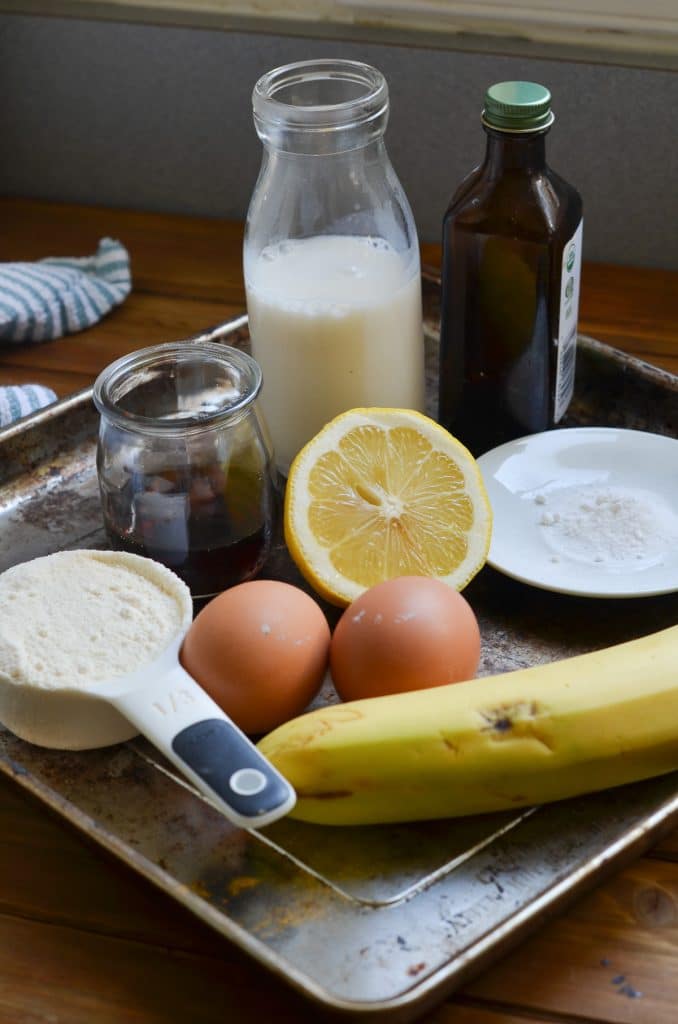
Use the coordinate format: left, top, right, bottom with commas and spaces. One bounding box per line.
284, 408, 492, 606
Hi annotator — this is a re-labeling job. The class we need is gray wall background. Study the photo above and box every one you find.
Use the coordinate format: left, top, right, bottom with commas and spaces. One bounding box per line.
1, 13, 677, 268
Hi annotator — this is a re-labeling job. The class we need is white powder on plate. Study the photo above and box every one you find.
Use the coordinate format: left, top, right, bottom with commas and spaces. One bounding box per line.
0, 549, 191, 690
534, 484, 678, 569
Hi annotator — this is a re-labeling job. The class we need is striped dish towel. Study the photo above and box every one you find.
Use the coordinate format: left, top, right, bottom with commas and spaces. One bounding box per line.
0, 237, 131, 344
0, 384, 57, 428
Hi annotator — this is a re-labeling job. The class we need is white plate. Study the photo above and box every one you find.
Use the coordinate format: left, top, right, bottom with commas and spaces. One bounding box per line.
477, 427, 678, 598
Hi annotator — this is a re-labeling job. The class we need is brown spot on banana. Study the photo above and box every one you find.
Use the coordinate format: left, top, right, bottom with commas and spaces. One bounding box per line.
477, 701, 555, 750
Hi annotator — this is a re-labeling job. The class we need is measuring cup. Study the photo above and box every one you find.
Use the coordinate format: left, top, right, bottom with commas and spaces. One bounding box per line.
0, 555, 295, 830
4, 625, 297, 830
9, 626, 296, 830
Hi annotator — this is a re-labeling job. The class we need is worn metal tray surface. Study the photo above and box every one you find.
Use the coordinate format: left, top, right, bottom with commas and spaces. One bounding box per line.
1, 271, 677, 1021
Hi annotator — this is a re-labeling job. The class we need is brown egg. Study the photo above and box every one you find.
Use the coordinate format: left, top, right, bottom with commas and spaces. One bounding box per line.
181, 580, 330, 734
330, 575, 481, 702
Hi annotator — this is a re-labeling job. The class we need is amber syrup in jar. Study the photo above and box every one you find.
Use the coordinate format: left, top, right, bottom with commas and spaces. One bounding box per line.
94, 342, 275, 600
102, 463, 272, 599
438, 81, 583, 455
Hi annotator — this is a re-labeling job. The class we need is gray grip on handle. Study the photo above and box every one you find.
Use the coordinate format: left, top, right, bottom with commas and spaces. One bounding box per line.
172, 718, 293, 821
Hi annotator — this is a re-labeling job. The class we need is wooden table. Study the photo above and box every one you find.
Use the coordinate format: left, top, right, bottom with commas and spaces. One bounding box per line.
1, 198, 677, 1024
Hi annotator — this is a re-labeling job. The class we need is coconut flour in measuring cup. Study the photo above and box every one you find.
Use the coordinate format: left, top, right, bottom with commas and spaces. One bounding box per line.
0, 550, 295, 828
0, 550, 188, 749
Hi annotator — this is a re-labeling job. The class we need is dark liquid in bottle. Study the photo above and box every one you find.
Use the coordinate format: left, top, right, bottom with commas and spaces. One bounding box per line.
438, 129, 582, 455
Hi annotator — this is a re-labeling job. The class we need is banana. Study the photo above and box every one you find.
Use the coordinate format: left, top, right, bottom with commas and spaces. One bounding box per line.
257, 624, 678, 825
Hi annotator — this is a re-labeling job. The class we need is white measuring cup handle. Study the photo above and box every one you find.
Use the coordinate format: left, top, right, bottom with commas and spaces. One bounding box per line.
111, 665, 296, 829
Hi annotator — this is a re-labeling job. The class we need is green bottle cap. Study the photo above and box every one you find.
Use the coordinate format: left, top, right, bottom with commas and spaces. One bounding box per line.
482, 81, 555, 133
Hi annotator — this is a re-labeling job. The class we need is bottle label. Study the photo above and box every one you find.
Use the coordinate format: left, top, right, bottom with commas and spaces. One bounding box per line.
554, 219, 583, 423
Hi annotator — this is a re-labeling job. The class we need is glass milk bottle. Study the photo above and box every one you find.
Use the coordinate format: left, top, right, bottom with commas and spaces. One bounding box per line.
244, 59, 425, 476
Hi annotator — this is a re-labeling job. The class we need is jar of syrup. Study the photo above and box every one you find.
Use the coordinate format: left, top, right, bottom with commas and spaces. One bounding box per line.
438, 81, 583, 454
93, 342, 275, 600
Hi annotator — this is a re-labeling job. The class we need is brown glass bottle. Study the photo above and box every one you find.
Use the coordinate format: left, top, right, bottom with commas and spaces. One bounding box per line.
438, 81, 583, 455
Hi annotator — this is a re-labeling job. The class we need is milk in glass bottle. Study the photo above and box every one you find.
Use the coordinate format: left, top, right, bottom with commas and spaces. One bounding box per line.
244, 59, 425, 476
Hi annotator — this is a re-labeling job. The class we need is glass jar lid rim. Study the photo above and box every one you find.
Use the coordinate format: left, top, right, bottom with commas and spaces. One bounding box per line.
93, 341, 262, 432
253, 58, 389, 129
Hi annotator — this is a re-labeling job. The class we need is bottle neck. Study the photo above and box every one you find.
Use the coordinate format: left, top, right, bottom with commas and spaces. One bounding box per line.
253, 59, 389, 156
483, 126, 548, 174
259, 118, 387, 155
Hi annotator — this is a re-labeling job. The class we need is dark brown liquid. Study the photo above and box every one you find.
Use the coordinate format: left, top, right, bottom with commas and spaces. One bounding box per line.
438, 128, 583, 455
100, 461, 273, 598
105, 519, 270, 599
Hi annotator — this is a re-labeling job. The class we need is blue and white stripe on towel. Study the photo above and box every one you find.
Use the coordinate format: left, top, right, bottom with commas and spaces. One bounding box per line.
0, 238, 131, 344
0, 384, 57, 428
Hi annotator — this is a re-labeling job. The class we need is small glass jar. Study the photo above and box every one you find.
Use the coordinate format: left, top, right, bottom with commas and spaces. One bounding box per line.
93, 342, 275, 600
244, 58, 425, 476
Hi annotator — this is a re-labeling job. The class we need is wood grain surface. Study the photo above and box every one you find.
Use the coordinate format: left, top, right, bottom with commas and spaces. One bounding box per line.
0, 198, 677, 1024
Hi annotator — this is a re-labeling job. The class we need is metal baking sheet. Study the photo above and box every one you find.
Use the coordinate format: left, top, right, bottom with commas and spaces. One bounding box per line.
1, 270, 677, 1020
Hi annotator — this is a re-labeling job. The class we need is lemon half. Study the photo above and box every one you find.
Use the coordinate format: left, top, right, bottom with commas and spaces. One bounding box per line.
284, 408, 492, 606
